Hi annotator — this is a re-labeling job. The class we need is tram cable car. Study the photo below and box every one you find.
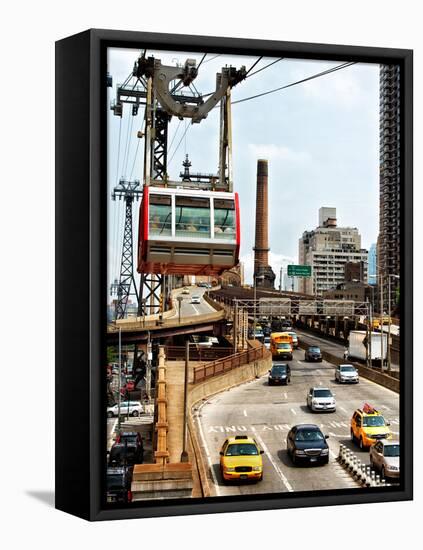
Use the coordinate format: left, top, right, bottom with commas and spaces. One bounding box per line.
137, 187, 240, 276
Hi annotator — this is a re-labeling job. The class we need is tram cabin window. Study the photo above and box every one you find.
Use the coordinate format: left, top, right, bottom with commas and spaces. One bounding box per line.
214, 198, 235, 238
149, 195, 172, 236
175, 196, 211, 238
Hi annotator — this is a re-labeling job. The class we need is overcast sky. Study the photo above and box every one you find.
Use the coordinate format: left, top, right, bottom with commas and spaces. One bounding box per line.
107, 47, 379, 288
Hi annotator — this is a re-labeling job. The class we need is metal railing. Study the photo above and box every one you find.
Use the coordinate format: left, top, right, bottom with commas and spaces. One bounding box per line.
193, 345, 268, 384
165, 346, 233, 362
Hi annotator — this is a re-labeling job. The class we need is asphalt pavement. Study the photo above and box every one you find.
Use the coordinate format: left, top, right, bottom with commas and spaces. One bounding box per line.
194, 346, 399, 497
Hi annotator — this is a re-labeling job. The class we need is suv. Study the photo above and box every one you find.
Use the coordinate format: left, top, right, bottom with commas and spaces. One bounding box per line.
304, 346, 322, 362
116, 431, 144, 462
268, 363, 291, 385
107, 401, 143, 418
307, 387, 336, 412
108, 440, 144, 467
350, 404, 391, 450
335, 364, 359, 384
106, 466, 133, 504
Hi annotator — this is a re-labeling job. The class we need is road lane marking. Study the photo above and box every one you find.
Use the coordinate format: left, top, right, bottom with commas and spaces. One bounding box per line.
243, 410, 248, 417
340, 406, 347, 413
381, 405, 391, 411
254, 433, 293, 492
191, 304, 200, 315
196, 402, 221, 496
290, 408, 297, 415
284, 392, 288, 399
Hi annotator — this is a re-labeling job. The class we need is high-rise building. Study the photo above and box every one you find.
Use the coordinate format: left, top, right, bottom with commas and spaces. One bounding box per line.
378, 64, 400, 309
298, 207, 368, 296
368, 243, 377, 285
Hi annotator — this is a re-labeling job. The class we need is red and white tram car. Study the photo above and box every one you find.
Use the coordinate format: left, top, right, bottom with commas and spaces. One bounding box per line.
137, 187, 240, 276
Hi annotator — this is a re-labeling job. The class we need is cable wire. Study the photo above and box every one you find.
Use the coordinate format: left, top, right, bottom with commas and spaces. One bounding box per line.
232, 61, 357, 105
168, 122, 191, 167
246, 57, 284, 78
245, 56, 263, 76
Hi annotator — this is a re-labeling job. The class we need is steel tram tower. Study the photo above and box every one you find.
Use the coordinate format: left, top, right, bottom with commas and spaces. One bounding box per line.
111, 53, 246, 315
110, 178, 142, 319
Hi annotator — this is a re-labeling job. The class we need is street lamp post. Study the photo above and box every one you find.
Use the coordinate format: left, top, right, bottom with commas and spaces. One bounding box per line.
117, 327, 122, 433
181, 340, 212, 463
387, 274, 400, 373
177, 295, 183, 325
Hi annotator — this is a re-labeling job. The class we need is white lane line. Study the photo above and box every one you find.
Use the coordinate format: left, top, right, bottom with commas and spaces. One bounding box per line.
381, 405, 391, 411
340, 406, 347, 414
290, 408, 297, 416
191, 304, 200, 316
196, 402, 221, 496
284, 392, 288, 399
243, 410, 248, 417
254, 433, 294, 492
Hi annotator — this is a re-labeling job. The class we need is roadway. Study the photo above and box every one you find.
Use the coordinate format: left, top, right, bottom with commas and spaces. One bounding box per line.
194, 347, 399, 497
169, 286, 217, 319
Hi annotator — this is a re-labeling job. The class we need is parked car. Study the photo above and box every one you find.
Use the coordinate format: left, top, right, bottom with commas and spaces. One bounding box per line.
108, 439, 143, 467
107, 401, 143, 418
191, 295, 201, 304
304, 346, 322, 362
264, 336, 271, 350
286, 424, 329, 465
106, 466, 133, 503
307, 387, 336, 412
335, 364, 359, 383
268, 363, 291, 385
115, 431, 144, 462
351, 403, 391, 449
369, 440, 400, 480
219, 435, 264, 482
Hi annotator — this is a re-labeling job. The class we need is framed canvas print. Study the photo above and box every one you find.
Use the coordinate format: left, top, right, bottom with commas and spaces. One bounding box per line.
55, 29, 413, 521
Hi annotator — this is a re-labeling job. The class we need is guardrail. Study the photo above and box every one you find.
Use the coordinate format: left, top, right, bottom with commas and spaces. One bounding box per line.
193, 345, 268, 384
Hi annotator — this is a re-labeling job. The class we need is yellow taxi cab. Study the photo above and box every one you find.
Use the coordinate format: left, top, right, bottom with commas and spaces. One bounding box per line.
350, 403, 392, 450
219, 435, 264, 481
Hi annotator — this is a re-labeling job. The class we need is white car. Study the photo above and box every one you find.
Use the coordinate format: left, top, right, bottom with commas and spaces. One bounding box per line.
191, 295, 201, 304
307, 387, 336, 412
335, 364, 359, 383
107, 401, 143, 418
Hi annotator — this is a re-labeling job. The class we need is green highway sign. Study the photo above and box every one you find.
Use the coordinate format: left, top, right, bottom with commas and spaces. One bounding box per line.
287, 264, 312, 277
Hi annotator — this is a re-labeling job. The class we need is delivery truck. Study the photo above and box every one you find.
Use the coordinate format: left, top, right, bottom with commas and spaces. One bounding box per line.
348, 330, 388, 364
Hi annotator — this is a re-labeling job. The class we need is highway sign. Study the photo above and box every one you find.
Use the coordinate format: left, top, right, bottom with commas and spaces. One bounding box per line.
287, 264, 312, 277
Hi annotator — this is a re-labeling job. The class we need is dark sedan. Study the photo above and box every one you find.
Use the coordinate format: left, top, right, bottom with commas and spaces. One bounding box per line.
108, 440, 144, 467
304, 346, 323, 362
286, 424, 329, 465
268, 363, 291, 385
106, 466, 133, 504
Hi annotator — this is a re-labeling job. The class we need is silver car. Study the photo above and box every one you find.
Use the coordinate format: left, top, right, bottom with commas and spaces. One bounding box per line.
307, 387, 336, 412
335, 364, 359, 383
369, 440, 400, 479
107, 401, 143, 418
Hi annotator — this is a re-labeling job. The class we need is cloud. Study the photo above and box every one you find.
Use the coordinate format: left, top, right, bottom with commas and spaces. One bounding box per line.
248, 143, 311, 163
241, 251, 296, 286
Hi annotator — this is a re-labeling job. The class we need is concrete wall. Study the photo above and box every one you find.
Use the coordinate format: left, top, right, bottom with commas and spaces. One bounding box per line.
187, 352, 272, 410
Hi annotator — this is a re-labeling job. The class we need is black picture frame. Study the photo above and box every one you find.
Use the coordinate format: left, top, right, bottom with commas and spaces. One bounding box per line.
55, 28, 413, 521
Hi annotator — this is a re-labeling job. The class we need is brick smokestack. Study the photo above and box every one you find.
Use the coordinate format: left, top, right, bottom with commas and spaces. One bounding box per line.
253, 159, 275, 288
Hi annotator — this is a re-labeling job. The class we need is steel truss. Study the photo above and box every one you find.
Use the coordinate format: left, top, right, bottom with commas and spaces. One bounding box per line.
232, 298, 370, 318
111, 179, 142, 319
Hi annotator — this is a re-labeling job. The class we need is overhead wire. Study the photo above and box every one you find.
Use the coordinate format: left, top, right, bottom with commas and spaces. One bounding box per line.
246, 57, 284, 78
168, 122, 191, 167
197, 53, 207, 70
232, 61, 357, 105
245, 56, 263, 76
